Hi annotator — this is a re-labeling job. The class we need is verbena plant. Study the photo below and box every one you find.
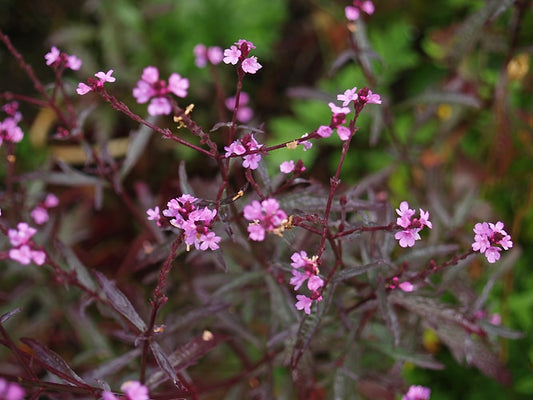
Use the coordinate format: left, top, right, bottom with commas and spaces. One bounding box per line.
0, 1, 524, 399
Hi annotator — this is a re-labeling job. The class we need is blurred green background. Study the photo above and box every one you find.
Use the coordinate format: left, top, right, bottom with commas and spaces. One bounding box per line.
1, 0, 532, 398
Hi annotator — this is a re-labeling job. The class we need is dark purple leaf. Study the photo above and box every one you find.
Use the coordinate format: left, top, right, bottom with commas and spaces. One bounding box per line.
0, 308, 22, 324
94, 270, 147, 332
150, 341, 187, 391
20, 338, 88, 386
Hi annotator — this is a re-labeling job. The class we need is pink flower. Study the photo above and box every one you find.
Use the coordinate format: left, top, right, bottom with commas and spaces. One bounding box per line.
0, 117, 24, 144
44, 193, 59, 208
472, 221, 513, 263
95, 69, 116, 83
243, 198, 288, 241
45, 46, 60, 65
132, 66, 189, 116
336, 126, 351, 141
0, 378, 25, 400
337, 87, 358, 107
121, 381, 149, 400
295, 295, 313, 314
398, 281, 414, 292
207, 46, 224, 64
241, 56, 262, 74
290, 270, 308, 291
280, 160, 295, 174
394, 201, 432, 248
307, 275, 324, 291
225, 92, 254, 123
224, 133, 263, 170
31, 206, 49, 225
345, 1, 375, 21
146, 206, 161, 224
147, 97, 172, 116
66, 55, 82, 70
317, 125, 332, 138
8, 222, 37, 247
223, 45, 241, 65
76, 82, 92, 95
403, 385, 431, 400
9, 245, 45, 265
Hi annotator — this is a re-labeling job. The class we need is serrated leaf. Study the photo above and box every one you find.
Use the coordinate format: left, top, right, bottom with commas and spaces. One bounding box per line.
0, 308, 22, 324
94, 270, 147, 332
21, 338, 87, 386
150, 341, 187, 391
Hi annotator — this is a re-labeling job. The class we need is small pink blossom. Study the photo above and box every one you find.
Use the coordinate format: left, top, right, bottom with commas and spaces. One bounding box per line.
224, 133, 263, 170
76, 82, 92, 95
241, 56, 262, 74
223, 46, 241, 65
44, 193, 59, 208
398, 281, 414, 292
0, 117, 24, 144
31, 206, 49, 225
403, 385, 431, 400
300, 133, 313, 150
472, 221, 513, 263
9, 245, 45, 265
336, 126, 351, 141
147, 97, 172, 116
121, 381, 149, 400
95, 69, 116, 83
168, 73, 189, 97
8, 222, 37, 247
146, 207, 161, 225
295, 295, 313, 314
280, 160, 295, 174
345, 1, 375, 21
45, 46, 60, 65
66, 55, 82, 70
307, 275, 324, 291
225, 92, 253, 123
394, 201, 432, 248
243, 198, 288, 241
45, 46, 82, 71
337, 87, 358, 107
0, 378, 25, 400
317, 125, 332, 138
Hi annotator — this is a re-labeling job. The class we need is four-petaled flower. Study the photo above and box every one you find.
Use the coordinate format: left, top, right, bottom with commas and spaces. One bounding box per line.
224, 133, 263, 170
337, 87, 358, 107
45, 46, 82, 71
225, 92, 254, 123
7, 222, 46, 265
0, 378, 25, 400
472, 221, 513, 263
193, 44, 223, 67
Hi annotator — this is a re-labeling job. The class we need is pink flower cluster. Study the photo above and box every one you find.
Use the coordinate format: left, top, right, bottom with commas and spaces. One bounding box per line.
394, 201, 432, 248
317, 87, 381, 141
193, 44, 223, 68
472, 221, 513, 263
345, 0, 375, 21
243, 198, 288, 241
223, 39, 262, 74
290, 251, 324, 314
132, 66, 189, 116
389, 277, 414, 292
77, 70, 116, 95
225, 92, 253, 123
0, 102, 24, 145
0, 378, 25, 400
224, 132, 263, 170
30, 193, 59, 225
103, 380, 148, 400
403, 385, 431, 400
45, 46, 82, 71
161, 194, 221, 251
8, 222, 46, 265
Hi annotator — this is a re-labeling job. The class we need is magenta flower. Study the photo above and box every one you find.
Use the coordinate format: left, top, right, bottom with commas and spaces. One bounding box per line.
223, 39, 262, 74
398, 281, 414, 292
76, 69, 115, 95
357, 87, 382, 105
44, 193, 59, 208
300, 133, 313, 150
345, 1, 375, 21
394, 201, 432, 248
8, 222, 37, 247
45, 46, 82, 71
0, 378, 25, 400
132, 66, 189, 116
317, 125, 332, 138
336, 126, 351, 141
161, 194, 220, 251
403, 385, 431, 400
0, 117, 24, 145
193, 44, 223, 67
337, 87, 358, 107
225, 92, 254, 123
472, 221, 513, 263
243, 198, 288, 241
31, 206, 49, 225
224, 133, 263, 170
121, 381, 149, 400
280, 160, 295, 174
295, 295, 313, 314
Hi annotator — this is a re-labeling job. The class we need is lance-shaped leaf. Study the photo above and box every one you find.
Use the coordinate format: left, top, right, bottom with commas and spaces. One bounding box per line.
55, 240, 95, 291
83, 348, 141, 381
94, 270, 147, 332
20, 338, 88, 387
334, 261, 383, 283
147, 332, 227, 387
120, 117, 156, 179
0, 308, 22, 324
150, 341, 188, 391
364, 340, 444, 370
